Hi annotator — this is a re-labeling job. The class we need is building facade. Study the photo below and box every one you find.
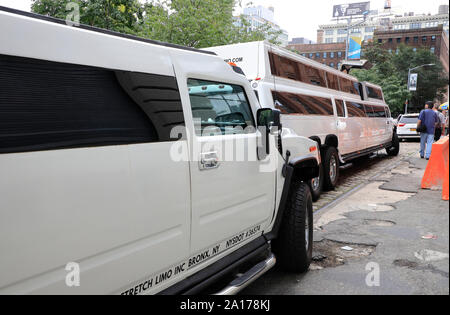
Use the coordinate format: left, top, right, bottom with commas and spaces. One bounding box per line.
375, 25, 449, 73
289, 37, 315, 45
286, 43, 346, 70
318, 10, 449, 45
236, 5, 289, 47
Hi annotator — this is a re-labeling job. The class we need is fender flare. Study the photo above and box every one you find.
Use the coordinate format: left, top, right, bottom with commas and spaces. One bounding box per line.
265, 156, 319, 241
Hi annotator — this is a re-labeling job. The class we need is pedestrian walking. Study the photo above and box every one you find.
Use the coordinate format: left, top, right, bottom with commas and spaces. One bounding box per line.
433, 104, 445, 142
417, 101, 439, 160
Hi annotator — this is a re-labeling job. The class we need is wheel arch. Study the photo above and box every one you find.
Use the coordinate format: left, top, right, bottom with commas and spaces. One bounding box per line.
324, 134, 339, 149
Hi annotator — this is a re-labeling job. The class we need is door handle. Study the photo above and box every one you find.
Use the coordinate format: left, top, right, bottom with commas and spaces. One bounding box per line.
199, 151, 220, 170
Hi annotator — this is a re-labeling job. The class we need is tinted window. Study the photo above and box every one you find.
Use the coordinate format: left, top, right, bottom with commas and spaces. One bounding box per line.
335, 100, 346, 117
372, 105, 387, 118
399, 116, 419, 124
347, 102, 366, 117
364, 104, 376, 117
327, 73, 340, 91
0, 54, 182, 154
340, 77, 360, 95
187, 79, 255, 136
269, 52, 327, 88
273, 92, 334, 116
366, 86, 383, 100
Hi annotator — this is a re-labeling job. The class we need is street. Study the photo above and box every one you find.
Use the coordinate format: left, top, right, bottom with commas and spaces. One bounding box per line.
241, 141, 449, 295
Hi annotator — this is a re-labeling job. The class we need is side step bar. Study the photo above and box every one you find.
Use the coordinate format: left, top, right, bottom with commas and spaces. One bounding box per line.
214, 254, 276, 295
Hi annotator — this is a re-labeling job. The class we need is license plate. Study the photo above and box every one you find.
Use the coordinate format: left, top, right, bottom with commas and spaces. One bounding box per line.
410, 128, 416, 132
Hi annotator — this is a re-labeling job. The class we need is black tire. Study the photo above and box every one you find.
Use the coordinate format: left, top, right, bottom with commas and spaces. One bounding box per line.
387, 132, 400, 156
273, 180, 313, 273
308, 164, 323, 202
322, 146, 340, 191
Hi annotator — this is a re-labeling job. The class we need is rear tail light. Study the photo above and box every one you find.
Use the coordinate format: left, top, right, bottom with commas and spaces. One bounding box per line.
398, 123, 406, 127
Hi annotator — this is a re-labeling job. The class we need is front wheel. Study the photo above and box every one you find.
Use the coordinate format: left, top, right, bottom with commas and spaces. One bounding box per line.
323, 146, 340, 191
387, 132, 400, 156
273, 180, 313, 273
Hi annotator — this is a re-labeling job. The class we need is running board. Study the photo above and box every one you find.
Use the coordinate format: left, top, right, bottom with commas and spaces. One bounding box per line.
214, 254, 276, 295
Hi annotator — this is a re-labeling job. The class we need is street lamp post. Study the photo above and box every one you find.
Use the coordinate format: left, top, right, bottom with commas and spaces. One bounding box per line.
405, 63, 436, 114
345, 11, 369, 62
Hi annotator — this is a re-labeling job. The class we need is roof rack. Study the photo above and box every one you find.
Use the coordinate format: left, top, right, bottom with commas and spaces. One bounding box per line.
0, 5, 216, 56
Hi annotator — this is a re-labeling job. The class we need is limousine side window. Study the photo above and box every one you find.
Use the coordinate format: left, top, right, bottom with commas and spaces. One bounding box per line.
272, 91, 334, 116
187, 79, 255, 136
335, 100, 346, 117
347, 101, 366, 117
366, 86, 384, 100
372, 105, 387, 118
364, 104, 376, 117
340, 78, 360, 96
0, 54, 183, 154
327, 73, 340, 91
268, 52, 327, 88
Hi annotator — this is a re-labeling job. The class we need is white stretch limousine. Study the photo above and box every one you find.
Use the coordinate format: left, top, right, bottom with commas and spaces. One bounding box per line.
208, 41, 399, 201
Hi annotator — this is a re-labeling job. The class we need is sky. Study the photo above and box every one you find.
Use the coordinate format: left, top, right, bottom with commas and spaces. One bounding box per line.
0, 0, 448, 41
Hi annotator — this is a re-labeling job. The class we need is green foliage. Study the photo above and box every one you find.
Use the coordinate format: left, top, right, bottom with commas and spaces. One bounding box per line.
353, 42, 448, 115
31, 0, 280, 48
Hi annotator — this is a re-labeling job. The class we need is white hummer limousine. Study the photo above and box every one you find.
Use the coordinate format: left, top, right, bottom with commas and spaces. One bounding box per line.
0, 7, 321, 294
207, 41, 399, 201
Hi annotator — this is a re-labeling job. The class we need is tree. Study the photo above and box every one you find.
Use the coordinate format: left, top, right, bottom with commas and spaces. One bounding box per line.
31, 0, 280, 48
353, 42, 448, 115
31, 0, 148, 34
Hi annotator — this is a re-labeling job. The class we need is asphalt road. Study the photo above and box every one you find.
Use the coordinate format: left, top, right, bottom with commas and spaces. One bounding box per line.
240, 141, 449, 295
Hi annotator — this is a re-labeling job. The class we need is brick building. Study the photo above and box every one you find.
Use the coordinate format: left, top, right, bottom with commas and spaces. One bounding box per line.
286, 43, 346, 70
374, 25, 449, 73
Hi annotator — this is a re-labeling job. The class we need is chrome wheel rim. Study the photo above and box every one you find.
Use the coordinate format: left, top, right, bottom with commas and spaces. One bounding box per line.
311, 175, 320, 191
329, 155, 337, 183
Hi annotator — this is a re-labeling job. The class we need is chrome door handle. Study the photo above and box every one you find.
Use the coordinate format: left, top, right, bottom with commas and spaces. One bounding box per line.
199, 151, 220, 170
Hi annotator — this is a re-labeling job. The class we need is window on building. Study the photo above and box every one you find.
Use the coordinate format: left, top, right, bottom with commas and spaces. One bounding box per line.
309, 53, 313, 58
365, 27, 375, 32
431, 46, 435, 53
396, 48, 400, 55
378, 39, 383, 43
422, 36, 427, 42
388, 49, 392, 54
188, 79, 255, 136
272, 92, 334, 116
337, 51, 342, 58
410, 23, 421, 29
405, 37, 410, 43
388, 38, 393, 43
329, 62, 334, 68
431, 35, 436, 42
0, 54, 180, 154
330, 52, 335, 58
396, 38, 402, 43
413, 36, 419, 43
316, 52, 320, 58
325, 38, 334, 43
323, 52, 327, 58
325, 29, 334, 35
351, 28, 361, 33
338, 29, 347, 35
338, 37, 346, 43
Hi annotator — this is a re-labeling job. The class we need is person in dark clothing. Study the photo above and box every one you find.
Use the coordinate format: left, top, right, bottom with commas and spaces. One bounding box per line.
433, 104, 445, 142
418, 101, 439, 160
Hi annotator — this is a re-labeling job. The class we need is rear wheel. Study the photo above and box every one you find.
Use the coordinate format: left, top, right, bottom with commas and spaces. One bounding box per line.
323, 146, 340, 191
308, 164, 323, 202
387, 132, 400, 156
273, 180, 313, 273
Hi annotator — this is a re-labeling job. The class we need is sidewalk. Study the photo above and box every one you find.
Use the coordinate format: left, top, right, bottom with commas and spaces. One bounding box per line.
241, 151, 449, 295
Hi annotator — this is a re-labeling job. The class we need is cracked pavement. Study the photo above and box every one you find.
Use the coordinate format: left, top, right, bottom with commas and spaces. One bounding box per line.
240, 142, 449, 295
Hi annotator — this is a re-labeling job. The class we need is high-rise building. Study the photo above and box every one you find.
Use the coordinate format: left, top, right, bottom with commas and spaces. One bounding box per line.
289, 37, 316, 45
235, 5, 289, 47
